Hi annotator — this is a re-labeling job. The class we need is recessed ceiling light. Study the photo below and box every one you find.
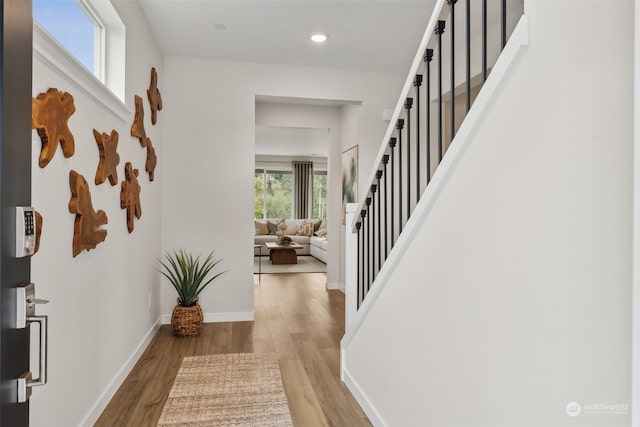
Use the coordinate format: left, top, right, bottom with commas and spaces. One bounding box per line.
311, 33, 328, 43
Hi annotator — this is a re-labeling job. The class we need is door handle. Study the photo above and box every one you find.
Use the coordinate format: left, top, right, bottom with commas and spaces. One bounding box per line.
27, 315, 47, 387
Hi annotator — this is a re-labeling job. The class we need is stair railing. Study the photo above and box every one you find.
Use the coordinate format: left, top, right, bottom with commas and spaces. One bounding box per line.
347, 0, 523, 320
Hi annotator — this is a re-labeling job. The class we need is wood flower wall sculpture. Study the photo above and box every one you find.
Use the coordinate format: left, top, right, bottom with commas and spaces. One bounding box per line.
120, 162, 142, 233
68, 170, 108, 257
145, 139, 157, 182
93, 129, 120, 186
130, 95, 149, 148
32, 88, 76, 168
34, 211, 43, 255
147, 67, 162, 125
36, 66, 163, 256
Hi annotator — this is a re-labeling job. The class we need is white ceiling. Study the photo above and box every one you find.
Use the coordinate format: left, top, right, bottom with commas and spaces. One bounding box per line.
137, 0, 437, 157
137, 0, 436, 74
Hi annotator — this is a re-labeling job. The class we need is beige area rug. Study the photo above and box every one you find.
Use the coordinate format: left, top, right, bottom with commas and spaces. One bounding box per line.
254, 255, 327, 274
158, 353, 293, 427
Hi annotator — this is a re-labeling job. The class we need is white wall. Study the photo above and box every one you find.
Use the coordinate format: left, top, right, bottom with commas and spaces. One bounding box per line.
30, 1, 164, 426
343, 1, 633, 426
161, 58, 402, 314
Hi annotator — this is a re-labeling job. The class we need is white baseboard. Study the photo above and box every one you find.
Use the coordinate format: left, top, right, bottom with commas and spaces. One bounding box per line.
80, 317, 161, 427
342, 366, 386, 427
161, 310, 255, 324
327, 281, 341, 290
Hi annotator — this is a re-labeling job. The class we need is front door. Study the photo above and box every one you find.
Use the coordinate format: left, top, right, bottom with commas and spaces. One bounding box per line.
1, 0, 33, 425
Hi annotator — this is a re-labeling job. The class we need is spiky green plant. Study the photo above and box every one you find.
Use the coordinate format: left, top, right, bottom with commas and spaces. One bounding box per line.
159, 250, 227, 307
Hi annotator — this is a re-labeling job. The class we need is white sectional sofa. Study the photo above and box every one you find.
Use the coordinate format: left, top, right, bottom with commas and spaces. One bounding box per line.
255, 218, 327, 262
309, 235, 328, 263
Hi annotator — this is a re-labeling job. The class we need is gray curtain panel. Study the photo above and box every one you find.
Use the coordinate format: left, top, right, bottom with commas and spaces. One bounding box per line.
293, 161, 313, 219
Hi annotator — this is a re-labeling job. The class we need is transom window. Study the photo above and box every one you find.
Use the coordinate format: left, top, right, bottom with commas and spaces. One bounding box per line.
33, 0, 103, 78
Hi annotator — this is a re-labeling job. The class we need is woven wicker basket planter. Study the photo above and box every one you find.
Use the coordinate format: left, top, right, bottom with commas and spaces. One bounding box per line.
171, 301, 203, 337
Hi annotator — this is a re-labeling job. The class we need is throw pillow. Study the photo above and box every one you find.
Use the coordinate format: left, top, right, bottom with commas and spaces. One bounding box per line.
284, 225, 299, 235
313, 219, 324, 232
315, 228, 328, 237
301, 221, 315, 237
267, 220, 279, 235
314, 220, 327, 237
255, 221, 269, 236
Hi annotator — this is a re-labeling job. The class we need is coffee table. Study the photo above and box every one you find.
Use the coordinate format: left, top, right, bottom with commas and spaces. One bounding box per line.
264, 242, 303, 265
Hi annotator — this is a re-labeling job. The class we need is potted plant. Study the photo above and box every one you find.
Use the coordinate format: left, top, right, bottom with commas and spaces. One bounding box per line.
159, 249, 227, 336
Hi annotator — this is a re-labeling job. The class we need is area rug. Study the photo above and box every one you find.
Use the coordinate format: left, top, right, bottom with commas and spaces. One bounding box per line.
254, 255, 327, 274
157, 353, 293, 426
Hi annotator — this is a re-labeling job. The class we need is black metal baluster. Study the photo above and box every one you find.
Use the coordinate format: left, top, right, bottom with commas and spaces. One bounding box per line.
365, 197, 372, 291
436, 20, 445, 162
388, 138, 396, 247
360, 209, 367, 299
356, 221, 362, 309
482, 0, 487, 82
376, 170, 383, 272
382, 154, 390, 258
396, 119, 404, 233
501, 0, 507, 50
413, 75, 422, 201
370, 185, 377, 280
424, 49, 433, 184
404, 98, 412, 221
448, 0, 457, 142
466, 0, 471, 112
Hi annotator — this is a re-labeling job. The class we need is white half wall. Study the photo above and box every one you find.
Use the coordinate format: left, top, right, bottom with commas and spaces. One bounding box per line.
161, 58, 402, 314
342, 1, 633, 426
30, 1, 164, 426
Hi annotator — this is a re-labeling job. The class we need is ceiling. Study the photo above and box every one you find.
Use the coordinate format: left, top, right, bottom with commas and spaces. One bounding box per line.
137, 0, 436, 75
137, 0, 437, 156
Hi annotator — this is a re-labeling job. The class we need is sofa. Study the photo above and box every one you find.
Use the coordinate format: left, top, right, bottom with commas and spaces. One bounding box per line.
255, 218, 327, 262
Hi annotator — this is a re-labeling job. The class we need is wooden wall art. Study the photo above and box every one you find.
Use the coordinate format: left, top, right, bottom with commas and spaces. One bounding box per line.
34, 211, 43, 255
32, 88, 76, 168
120, 162, 142, 233
145, 139, 157, 182
94, 129, 120, 186
131, 95, 150, 148
69, 170, 108, 257
147, 67, 162, 125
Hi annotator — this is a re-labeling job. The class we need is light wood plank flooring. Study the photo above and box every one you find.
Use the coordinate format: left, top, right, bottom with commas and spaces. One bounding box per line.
95, 273, 370, 426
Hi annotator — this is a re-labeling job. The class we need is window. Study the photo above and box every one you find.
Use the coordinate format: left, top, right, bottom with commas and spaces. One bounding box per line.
255, 168, 327, 219
255, 170, 293, 219
312, 171, 327, 219
33, 0, 103, 77
33, 0, 126, 100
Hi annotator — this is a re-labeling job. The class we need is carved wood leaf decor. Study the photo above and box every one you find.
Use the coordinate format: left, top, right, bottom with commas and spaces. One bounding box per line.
130, 95, 148, 148
147, 67, 163, 125
32, 88, 76, 168
145, 139, 157, 182
120, 162, 142, 233
34, 211, 43, 255
68, 170, 108, 257
94, 129, 120, 186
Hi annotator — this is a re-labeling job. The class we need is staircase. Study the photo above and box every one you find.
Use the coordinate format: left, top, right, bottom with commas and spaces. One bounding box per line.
342, 0, 528, 423
340, 1, 636, 426
344, 0, 525, 327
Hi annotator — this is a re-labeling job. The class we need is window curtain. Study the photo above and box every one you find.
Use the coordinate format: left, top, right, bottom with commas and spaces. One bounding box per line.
292, 161, 313, 219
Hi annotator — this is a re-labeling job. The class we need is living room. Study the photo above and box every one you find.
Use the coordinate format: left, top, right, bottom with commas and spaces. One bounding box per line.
254, 100, 342, 276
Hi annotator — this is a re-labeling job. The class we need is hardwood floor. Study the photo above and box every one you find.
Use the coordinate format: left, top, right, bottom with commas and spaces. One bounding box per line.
95, 273, 370, 426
